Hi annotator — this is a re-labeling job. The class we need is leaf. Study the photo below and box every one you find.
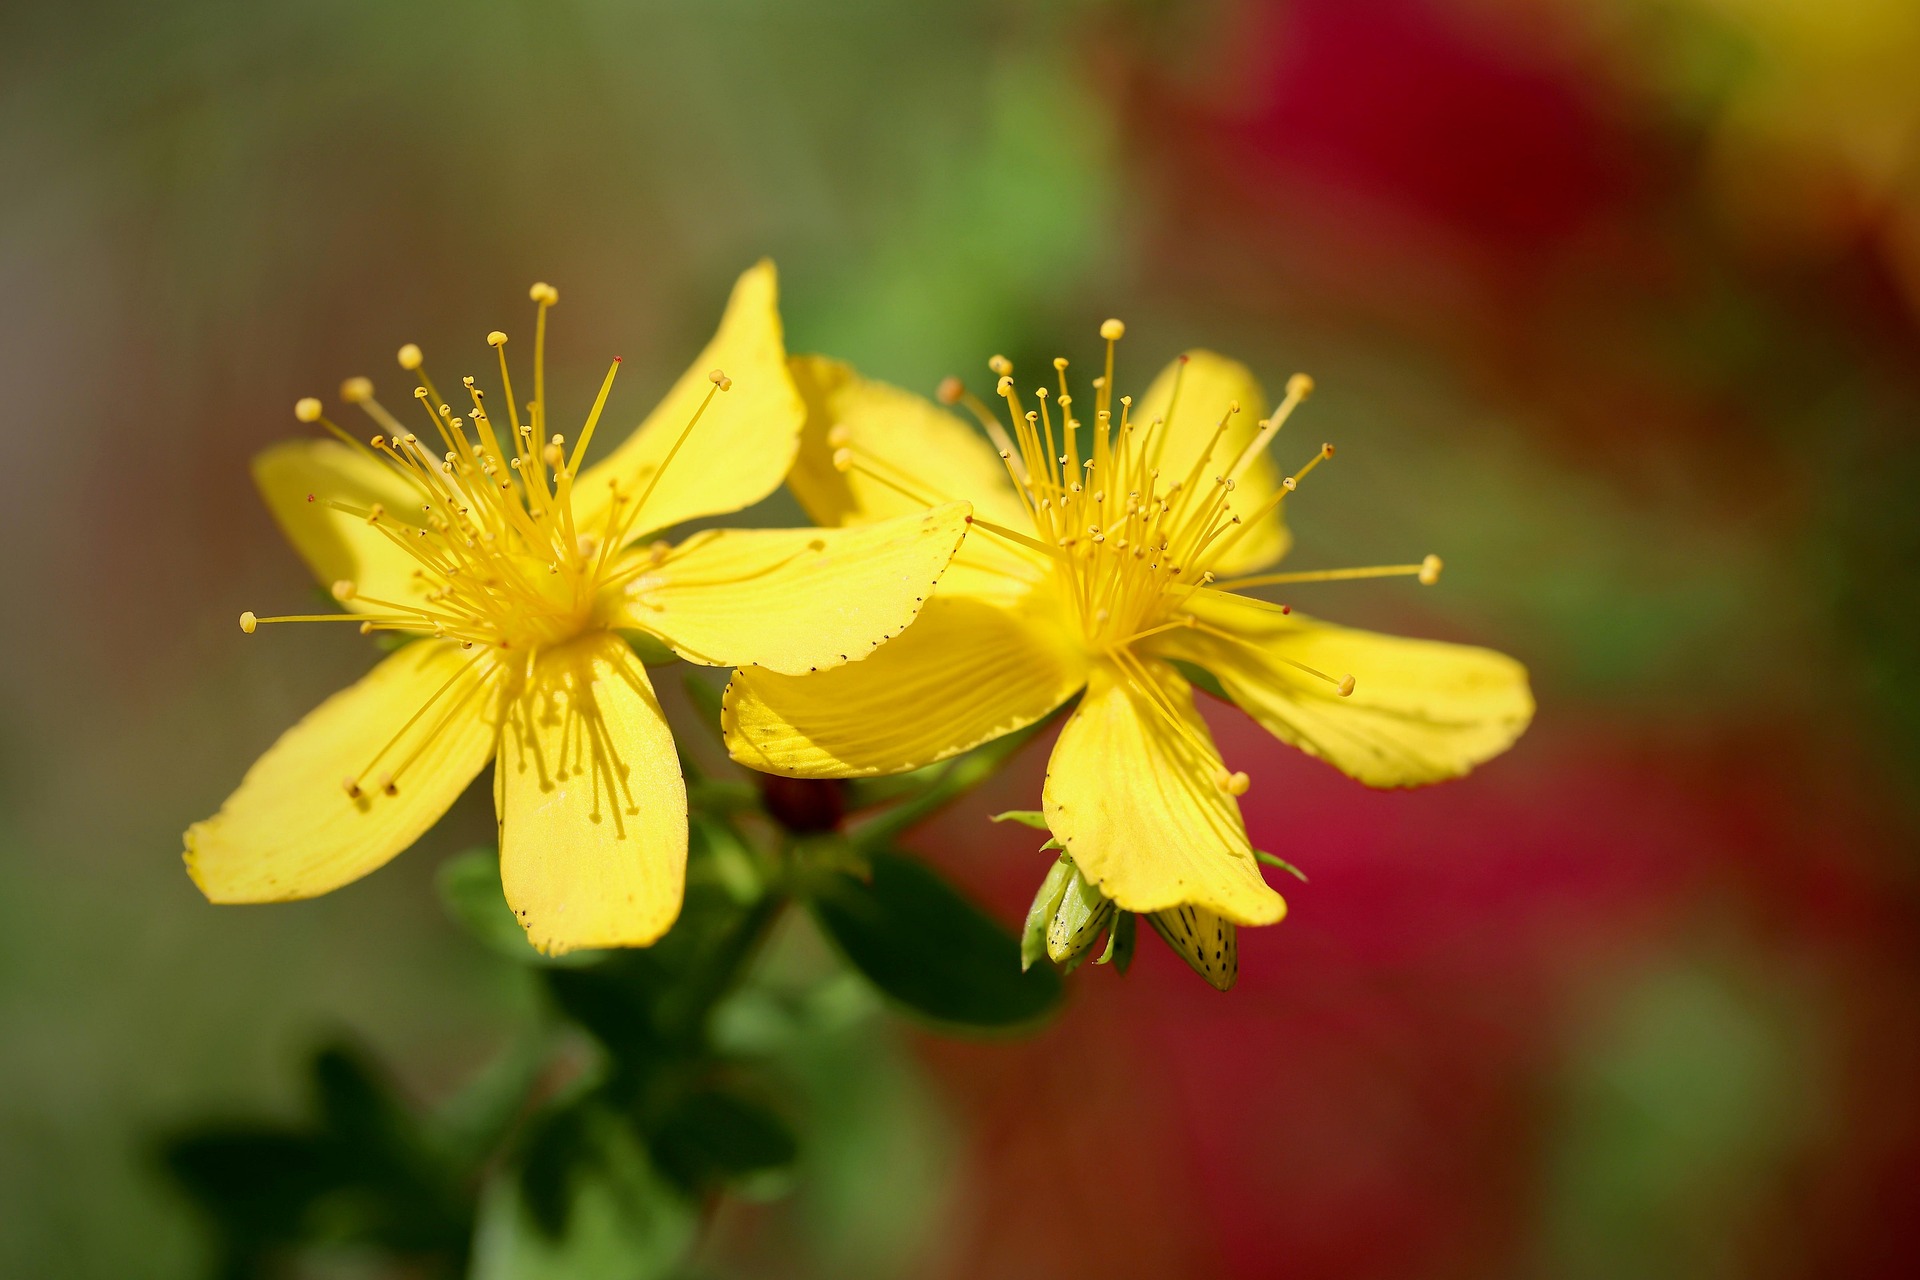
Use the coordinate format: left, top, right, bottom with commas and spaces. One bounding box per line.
648, 1089, 798, 1196
437, 848, 602, 968
990, 810, 1050, 829
1169, 657, 1229, 702
472, 1108, 694, 1280
1254, 850, 1309, 881
1110, 911, 1138, 975
809, 850, 1062, 1028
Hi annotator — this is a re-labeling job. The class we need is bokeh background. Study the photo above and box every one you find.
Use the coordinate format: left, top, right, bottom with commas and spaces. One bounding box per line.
5, 0, 1920, 1275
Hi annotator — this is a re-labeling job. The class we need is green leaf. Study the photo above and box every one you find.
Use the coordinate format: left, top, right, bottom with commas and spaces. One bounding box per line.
1109, 911, 1138, 975
990, 810, 1049, 829
472, 1109, 694, 1280
1169, 658, 1229, 702
810, 850, 1062, 1029
437, 848, 602, 967
648, 1089, 798, 1196
1254, 850, 1309, 881
680, 669, 727, 741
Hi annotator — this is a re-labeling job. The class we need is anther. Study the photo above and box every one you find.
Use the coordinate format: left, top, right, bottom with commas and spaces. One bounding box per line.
989, 354, 1012, 376
1053, 357, 1068, 372
1419, 554, 1443, 586
1216, 768, 1251, 796
529, 282, 559, 304
238, 611, 258, 634
937, 376, 963, 405
998, 376, 1015, 395
1283, 477, 1297, 491
708, 368, 732, 390
1338, 675, 1356, 698
487, 331, 508, 347
832, 447, 854, 473
1287, 373, 1315, 400
1100, 318, 1125, 341
340, 376, 374, 403
342, 777, 363, 799
331, 580, 357, 602
826, 423, 852, 448
397, 343, 423, 370
294, 397, 323, 422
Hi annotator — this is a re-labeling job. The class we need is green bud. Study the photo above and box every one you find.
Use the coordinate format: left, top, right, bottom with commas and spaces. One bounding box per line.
1046, 865, 1113, 970
1020, 853, 1076, 971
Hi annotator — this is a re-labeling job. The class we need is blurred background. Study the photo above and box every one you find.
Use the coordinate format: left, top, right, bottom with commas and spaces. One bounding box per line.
4, 0, 1919, 1275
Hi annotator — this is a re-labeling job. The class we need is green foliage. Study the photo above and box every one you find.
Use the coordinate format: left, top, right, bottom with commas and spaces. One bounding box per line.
810, 850, 1062, 1029
164, 720, 1062, 1277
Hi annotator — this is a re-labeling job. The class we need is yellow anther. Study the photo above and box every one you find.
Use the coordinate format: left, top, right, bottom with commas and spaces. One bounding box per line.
936, 376, 963, 405
294, 397, 323, 422
331, 580, 357, 602
707, 368, 731, 390
1321, 442, 1335, 458
1053, 357, 1068, 372
1337, 674, 1356, 698
340, 376, 374, 403
1287, 372, 1315, 400
238, 611, 258, 634
1228, 400, 1240, 414
826, 423, 853, 448
1419, 554, 1443, 586
832, 447, 855, 473
487, 330, 508, 347
529, 282, 558, 304
342, 777, 362, 799
997, 375, 1015, 395
1216, 768, 1251, 796
989, 354, 1013, 376
397, 343, 423, 370
1100, 318, 1125, 341
1283, 476, 1298, 491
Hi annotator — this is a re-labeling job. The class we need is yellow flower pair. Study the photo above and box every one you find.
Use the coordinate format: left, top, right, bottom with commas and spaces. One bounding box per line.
187, 263, 1532, 970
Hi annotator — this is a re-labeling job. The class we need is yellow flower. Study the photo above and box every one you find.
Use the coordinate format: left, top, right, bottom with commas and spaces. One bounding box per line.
724, 323, 1534, 972
185, 264, 972, 954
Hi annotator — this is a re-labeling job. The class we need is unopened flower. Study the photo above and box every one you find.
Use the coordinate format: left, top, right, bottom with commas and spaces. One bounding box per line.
725, 326, 1532, 958
186, 264, 970, 953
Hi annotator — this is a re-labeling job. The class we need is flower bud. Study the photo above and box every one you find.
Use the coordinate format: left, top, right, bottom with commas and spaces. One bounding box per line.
1046, 863, 1113, 971
1020, 852, 1075, 971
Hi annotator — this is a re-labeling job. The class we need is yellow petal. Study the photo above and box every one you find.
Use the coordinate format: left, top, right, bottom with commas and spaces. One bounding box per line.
1042, 660, 1284, 925
497, 633, 687, 953
724, 593, 1087, 777
785, 355, 1031, 530
185, 640, 501, 902
618, 502, 972, 676
573, 261, 804, 543
1132, 351, 1292, 575
252, 439, 430, 608
1158, 590, 1535, 788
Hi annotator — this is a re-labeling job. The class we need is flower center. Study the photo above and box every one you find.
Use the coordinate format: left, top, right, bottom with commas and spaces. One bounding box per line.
242, 283, 728, 659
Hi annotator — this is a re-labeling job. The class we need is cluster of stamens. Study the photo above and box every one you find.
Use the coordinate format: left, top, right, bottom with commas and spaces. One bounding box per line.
829, 319, 1444, 796
239, 283, 730, 802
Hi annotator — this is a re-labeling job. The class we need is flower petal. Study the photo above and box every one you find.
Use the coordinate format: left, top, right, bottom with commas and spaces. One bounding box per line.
723, 593, 1087, 777
184, 640, 501, 902
785, 355, 1031, 530
1042, 660, 1284, 925
618, 502, 972, 676
497, 633, 687, 953
1132, 351, 1292, 575
252, 439, 430, 608
1158, 590, 1535, 787
574, 261, 805, 543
